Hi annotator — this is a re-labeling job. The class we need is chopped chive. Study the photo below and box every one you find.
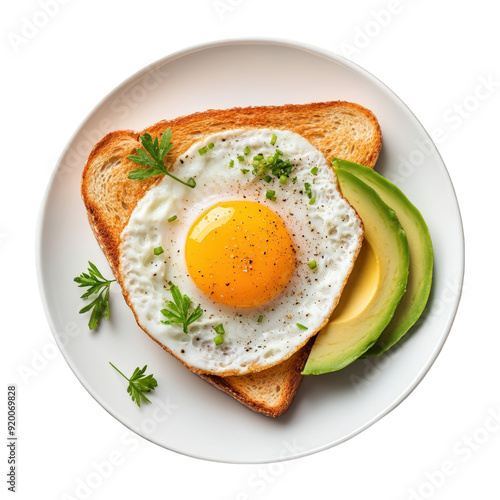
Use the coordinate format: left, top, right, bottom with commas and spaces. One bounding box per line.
296, 323, 308, 330
214, 323, 225, 335
208, 143, 214, 150
154, 246, 164, 255
229, 159, 234, 168
266, 190, 276, 201
310, 167, 318, 175
270, 134, 277, 145
291, 176, 297, 183
167, 215, 177, 223
198, 146, 208, 156
307, 260, 317, 270
305, 182, 314, 201
232, 145, 297, 189
257, 315, 264, 324
213, 323, 225, 346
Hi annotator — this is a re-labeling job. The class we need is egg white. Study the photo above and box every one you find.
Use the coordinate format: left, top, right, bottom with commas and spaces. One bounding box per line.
119, 129, 363, 376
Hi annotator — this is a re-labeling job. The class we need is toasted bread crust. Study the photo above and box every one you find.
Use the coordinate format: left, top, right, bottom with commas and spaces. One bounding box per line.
81, 101, 381, 416
201, 338, 315, 417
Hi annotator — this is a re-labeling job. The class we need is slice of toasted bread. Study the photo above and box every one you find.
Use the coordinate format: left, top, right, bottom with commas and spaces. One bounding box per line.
201, 338, 315, 417
82, 101, 381, 417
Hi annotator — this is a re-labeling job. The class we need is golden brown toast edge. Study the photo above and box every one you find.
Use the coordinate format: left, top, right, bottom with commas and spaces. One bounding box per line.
200, 338, 315, 417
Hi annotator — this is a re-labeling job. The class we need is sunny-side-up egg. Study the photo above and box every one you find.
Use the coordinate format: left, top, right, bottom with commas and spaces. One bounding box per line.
119, 129, 363, 376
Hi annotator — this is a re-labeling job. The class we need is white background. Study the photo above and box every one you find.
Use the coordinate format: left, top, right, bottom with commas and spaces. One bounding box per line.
2, 0, 499, 499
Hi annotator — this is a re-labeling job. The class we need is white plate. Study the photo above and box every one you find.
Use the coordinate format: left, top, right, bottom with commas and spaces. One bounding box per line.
37, 39, 464, 464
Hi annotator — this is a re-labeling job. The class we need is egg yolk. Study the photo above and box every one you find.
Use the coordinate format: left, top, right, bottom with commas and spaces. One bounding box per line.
185, 200, 296, 308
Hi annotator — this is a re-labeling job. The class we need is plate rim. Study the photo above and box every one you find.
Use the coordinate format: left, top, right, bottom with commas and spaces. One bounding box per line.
36, 37, 465, 464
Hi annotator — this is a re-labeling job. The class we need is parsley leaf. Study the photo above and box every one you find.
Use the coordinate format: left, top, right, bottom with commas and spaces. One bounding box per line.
127, 129, 196, 188
109, 363, 158, 407
74, 262, 115, 330
160, 285, 203, 333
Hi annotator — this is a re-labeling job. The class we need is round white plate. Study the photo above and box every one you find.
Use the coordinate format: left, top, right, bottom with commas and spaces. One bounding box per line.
37, 39, 464, 464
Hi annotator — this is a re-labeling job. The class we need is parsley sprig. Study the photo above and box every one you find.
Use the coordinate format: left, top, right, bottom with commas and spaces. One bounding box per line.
109, 363, 158, 407
74, 262, 115, 330
161, 285, 203, 333
127, 128, 196, 188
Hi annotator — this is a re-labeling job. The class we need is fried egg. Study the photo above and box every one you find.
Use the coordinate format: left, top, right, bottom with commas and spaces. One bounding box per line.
119, 129, 363, 376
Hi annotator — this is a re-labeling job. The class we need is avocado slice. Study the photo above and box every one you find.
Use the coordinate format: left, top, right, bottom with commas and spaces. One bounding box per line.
333, 159, 433, 356
302, 169, 409, 375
